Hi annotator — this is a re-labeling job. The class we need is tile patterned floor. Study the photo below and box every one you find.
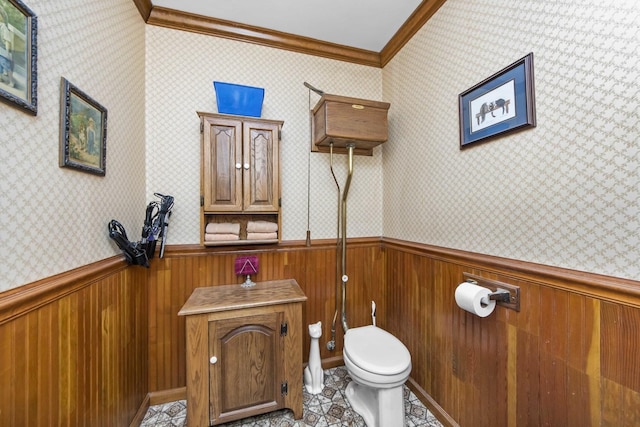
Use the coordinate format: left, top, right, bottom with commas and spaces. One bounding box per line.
141, 366, 443, 426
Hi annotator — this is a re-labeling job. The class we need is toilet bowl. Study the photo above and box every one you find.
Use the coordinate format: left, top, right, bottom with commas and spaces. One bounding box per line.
343, 325, 412, 427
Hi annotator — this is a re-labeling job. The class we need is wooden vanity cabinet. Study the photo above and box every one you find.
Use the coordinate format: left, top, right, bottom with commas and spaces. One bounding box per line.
179, 279, 306, 426
198, 112, 283, 245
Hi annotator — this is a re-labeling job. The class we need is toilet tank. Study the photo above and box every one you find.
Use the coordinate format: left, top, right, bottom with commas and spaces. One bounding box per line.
311, 94, 390, 156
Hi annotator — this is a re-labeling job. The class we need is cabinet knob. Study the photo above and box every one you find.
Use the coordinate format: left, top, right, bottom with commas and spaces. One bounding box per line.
243, 163, 250, 170
210, 356, 218, 365
235, 163, 242, 169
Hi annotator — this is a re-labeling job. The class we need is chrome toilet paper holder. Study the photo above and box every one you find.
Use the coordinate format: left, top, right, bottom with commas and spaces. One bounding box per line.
463, 272, 520, 311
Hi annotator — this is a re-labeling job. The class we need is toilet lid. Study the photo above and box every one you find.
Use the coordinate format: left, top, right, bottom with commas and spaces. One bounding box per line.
344, 326, 411, 375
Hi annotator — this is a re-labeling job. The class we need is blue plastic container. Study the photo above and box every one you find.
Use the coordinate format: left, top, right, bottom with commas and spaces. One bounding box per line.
213, 81, 264, 117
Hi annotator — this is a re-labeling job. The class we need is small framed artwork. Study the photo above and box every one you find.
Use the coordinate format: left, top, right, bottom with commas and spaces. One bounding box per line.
59, 77, 107, 175
0, 0, 37, 115
459, 52, 536, 148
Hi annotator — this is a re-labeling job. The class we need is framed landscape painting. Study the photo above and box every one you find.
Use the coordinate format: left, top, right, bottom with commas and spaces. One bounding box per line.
59, 77, 107, 175
0, 0, 37, 115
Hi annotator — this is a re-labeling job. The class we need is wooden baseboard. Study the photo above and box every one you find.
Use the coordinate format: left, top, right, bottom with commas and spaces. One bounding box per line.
406, 377, 458, 427
129, 393, 150, 427
130, 388, 187, 427
319, 354, 344, 370
149, 387, 187, 405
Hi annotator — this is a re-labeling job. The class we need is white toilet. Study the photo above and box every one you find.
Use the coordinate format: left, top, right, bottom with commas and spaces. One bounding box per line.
343, 325, 412, 427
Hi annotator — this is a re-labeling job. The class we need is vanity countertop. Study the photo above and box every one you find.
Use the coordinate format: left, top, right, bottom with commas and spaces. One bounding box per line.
178, 278, 307, 316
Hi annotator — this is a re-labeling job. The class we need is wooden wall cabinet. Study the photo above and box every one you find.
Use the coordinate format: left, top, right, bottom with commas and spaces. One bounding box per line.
198, 112, 284, 245
178, 279, 306, 426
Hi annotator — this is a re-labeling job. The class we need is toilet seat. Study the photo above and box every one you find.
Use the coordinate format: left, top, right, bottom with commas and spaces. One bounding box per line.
344, 326, 411, 375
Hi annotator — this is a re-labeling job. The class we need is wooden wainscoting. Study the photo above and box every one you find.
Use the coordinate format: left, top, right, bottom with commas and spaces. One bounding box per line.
383, 238, 640, 427
146, 238, 385, 393
148, 238, 640, 426
0, 258, 149, 427
6, 237, 637, 426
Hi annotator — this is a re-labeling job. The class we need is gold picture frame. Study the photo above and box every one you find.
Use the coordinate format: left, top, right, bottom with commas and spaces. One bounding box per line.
59, 77, 108, 175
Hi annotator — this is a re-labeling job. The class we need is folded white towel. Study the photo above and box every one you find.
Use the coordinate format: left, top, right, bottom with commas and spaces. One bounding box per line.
247, 232, 278, 240
204, 233, 240, 241
247, 220, 278, 233
206, 222, 240, 235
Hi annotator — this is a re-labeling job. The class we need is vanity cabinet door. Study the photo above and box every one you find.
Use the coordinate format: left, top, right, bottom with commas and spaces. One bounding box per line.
208, 311, 284, 425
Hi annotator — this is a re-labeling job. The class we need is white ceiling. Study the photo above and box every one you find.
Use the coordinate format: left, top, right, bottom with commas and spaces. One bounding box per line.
150, 0, 423, 52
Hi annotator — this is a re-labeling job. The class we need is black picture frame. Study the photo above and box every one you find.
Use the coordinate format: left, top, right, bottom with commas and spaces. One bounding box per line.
59, 77, 107, 176
0, 0, 37, 115
459, 53, 536, 148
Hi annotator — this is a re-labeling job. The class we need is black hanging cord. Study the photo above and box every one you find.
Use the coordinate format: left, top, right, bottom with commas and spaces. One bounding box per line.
108, 193, 174, 267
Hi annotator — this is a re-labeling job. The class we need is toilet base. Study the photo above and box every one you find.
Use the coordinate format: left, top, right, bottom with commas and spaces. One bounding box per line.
345, 380, 405, 427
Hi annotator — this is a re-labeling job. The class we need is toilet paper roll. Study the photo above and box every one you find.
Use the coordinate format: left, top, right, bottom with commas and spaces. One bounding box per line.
454, 282, 496, 317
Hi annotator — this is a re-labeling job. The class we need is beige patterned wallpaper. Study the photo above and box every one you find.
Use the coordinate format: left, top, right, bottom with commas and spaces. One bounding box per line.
382, 0, 640, 279
2, 0, 638, 291
145, 26, 384, 245
0, 0, 146, 291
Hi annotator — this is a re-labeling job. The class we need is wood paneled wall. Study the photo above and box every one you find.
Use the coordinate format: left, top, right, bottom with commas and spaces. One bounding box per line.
383, 238, 640, 427
2, 236, 639, 426
0, 259, 148, 427
149, 238, 640, 426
